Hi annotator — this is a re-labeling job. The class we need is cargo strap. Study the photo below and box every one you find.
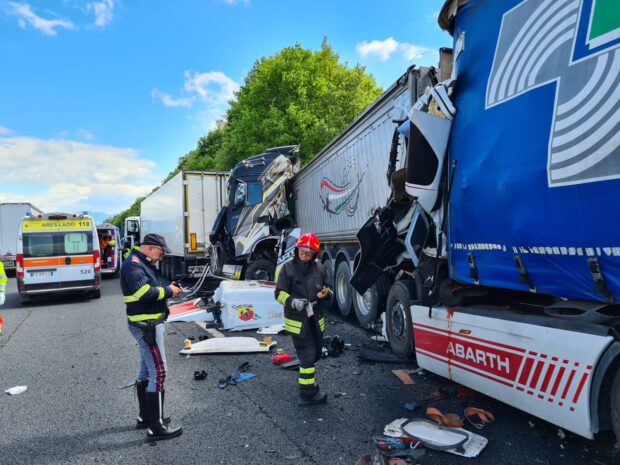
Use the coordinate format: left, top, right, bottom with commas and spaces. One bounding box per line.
514, 255, 536, 293
588, 258, 615, 304
464, 407, 495, 429
426, 407, 464, 428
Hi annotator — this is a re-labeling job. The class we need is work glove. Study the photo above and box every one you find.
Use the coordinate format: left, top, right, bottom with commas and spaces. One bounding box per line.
0, 292, 4, 306
291, 298, 308, 312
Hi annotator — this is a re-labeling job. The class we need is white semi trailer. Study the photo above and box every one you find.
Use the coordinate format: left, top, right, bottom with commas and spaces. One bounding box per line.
140, 171, 228, 280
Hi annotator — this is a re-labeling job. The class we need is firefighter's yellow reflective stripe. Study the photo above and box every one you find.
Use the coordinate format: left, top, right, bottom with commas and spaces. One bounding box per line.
299, 366, 315, 375
277, 290, 290, 306
156, 287, 165, 301
319, 317, 325, 332
127, 312, 165, 322
284, 318, 302, 334
123, 284, 151, 303
298, 377, 315, 385
285, 317, 301, 328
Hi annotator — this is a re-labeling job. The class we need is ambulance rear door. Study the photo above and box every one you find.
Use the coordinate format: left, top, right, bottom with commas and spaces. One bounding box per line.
21, 219, 62, 291
56, 218, 96, 290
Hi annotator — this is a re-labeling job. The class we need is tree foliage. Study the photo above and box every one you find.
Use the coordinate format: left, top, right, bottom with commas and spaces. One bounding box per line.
217, 40, 383, 167
109, 40, 383, 226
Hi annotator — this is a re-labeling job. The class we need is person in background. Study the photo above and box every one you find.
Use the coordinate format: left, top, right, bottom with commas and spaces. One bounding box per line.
120, 233, 183, 441
274, 233, 331, 405
0, 261, 7, 305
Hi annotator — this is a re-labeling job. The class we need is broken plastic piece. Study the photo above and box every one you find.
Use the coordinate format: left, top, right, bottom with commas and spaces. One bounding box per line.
193, 370, 208, 380
403, 402, 418, 412
179, 337, 276, 354
256, 323, 285, 335
4, 385, 27, 395
272, 354, 294, 365
232, 373, 256, 383
398, 418, 488, 457
392, 369, 416, 385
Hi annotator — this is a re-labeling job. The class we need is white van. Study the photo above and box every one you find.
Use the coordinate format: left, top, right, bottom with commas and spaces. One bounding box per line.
16, 212, 101, 304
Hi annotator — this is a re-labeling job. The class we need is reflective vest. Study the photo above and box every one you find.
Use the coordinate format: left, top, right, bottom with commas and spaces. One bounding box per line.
0, 262, 6, 293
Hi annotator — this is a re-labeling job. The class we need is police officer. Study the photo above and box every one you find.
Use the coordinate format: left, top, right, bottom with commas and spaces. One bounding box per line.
121, 233, 183, 441
275, 233, 330, 405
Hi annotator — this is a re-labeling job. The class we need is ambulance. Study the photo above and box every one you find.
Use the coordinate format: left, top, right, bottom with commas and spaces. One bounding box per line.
16, 212, 102, 304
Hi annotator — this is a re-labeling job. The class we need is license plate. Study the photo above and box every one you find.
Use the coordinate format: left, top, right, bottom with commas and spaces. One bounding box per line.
3, 261, 15, 267
29, 271, 54, 278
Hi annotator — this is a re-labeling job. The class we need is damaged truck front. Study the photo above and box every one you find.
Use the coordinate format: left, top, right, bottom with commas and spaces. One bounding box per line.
351, 0, 620, 443
209, 146, 300, 281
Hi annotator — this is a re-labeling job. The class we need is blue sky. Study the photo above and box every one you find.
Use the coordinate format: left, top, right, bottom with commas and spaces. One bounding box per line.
0, 0, 451, 219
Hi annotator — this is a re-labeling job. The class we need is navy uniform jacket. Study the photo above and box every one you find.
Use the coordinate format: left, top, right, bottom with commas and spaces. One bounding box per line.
121, 250, 172, 322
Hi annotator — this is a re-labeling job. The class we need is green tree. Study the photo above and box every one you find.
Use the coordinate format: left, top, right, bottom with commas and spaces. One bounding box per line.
217, 39, 382, 167
110, 40, 382, 220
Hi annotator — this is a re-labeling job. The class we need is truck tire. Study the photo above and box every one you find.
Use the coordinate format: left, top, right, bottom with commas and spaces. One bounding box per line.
353, 274, 391, 328
335, 260, 353, 316
20, 293, 31, 305
244, 258, 276, 281
611, 364, 620, 448
91, 289, 102, 299
385, 280, 417, 359
323, 259, 337, 311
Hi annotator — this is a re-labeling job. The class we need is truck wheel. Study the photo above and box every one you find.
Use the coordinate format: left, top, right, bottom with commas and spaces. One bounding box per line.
353, 274, 391, 328
244, 258, 275, 281
611, 364, 620, 448
335, 260, 353, 316
323, 259, 337, 311
385, 280, 417, 359
91, 289, 102, 299
20, 294, 32, 305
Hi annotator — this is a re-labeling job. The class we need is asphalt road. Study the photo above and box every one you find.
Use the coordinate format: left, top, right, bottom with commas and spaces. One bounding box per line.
1, 277, 619, 465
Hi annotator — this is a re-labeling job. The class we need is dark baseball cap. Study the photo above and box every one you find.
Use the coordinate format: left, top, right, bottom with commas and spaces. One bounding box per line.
142, 233, 171, 253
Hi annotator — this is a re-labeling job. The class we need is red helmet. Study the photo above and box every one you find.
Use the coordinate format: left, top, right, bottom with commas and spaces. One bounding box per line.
296, 233, 320, 253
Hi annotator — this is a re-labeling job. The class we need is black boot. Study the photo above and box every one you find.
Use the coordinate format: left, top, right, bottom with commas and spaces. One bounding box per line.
135, 381, 170, 429
298, 384, 327, 406
145, 391, 183, 441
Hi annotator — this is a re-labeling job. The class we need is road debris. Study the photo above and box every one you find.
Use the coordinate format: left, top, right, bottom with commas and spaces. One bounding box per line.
5, 385, 27, 395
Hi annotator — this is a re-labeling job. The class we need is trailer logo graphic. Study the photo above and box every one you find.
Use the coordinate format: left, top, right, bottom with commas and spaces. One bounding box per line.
486, 0, 620, 187
233, 304, 259, 321
319, 173, 365, 216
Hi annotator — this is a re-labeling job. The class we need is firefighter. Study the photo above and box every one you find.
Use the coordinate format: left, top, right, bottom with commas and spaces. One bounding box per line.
0, 261, 7, 306
275, 233, 331, 405
121, 233, 183, 441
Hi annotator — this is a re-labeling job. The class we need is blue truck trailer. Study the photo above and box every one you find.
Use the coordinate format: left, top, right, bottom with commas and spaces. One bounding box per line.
351, 0, 620, 443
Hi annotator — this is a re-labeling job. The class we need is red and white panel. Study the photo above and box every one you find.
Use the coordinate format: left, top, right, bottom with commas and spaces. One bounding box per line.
411, 305, 612, 439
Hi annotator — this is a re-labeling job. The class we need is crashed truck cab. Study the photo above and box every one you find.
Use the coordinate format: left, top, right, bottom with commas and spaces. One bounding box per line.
209, 145, 300, 281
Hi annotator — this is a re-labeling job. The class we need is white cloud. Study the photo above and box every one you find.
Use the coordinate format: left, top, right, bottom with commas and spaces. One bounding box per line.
87, 0, 115, 28
356, 37, 433, 62
183, 71, 239, 104
153, 70, 239, 131
0, 126, 14, 135
151, 89, 194, 108
76, 129, 95, 141
0, 135, 157, 213
8, 2, 74, 36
